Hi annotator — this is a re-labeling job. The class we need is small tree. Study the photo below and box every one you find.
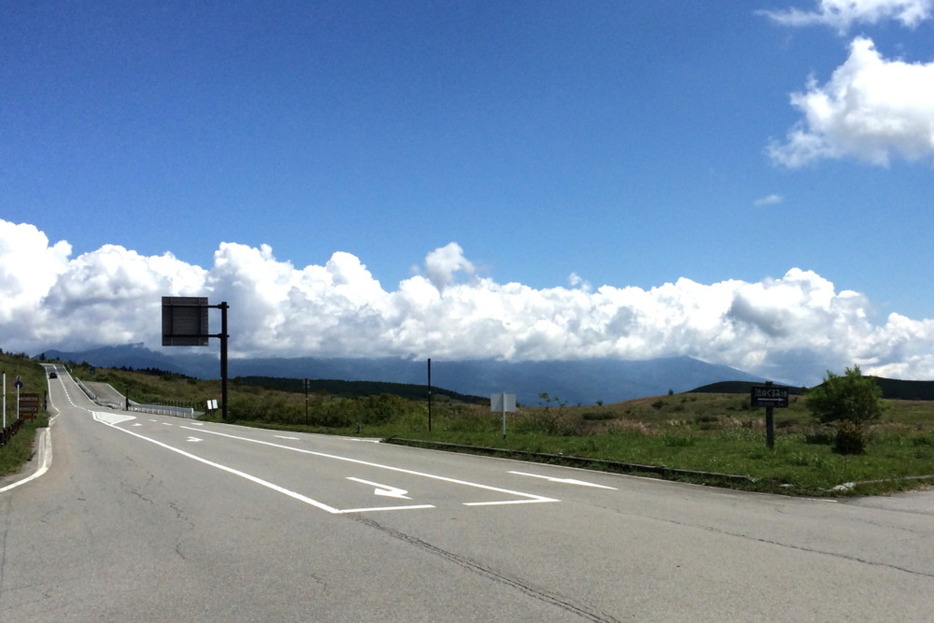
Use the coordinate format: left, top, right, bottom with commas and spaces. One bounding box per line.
806, 365, 884, 454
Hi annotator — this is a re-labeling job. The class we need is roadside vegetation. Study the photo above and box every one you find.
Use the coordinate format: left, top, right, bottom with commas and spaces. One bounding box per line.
3, 358, 933, 496
0, 351, 51, 477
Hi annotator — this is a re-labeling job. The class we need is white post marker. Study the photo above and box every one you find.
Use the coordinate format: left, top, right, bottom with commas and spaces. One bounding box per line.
491, 392, 516, 439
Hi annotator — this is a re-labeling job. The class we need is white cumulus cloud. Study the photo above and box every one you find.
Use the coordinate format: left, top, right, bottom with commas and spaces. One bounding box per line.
769, 37, 934, 167
761, 0, 934, 32
4, 218, 934, 385
754, 194, 784, 206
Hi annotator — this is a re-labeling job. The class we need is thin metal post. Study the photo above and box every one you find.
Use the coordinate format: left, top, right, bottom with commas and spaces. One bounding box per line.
765, 381, 775, 449
501, 393, 507, 440
427, 358, 432, 432
220, 301, 229, 420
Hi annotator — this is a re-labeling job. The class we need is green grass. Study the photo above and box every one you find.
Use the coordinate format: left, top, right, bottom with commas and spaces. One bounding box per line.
5, 361, 934, 496
0, 351, 52, 477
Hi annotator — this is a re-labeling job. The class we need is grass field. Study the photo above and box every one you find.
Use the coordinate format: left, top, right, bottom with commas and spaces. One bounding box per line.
0, 352, 52, 477
3, 360, 933, 496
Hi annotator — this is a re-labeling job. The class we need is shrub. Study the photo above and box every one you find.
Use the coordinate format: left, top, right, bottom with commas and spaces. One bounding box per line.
807, 365, 884, 427
834, 420, 868, 455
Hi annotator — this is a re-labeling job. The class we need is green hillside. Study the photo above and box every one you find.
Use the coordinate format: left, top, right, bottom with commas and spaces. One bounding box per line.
233, 376, 487, 404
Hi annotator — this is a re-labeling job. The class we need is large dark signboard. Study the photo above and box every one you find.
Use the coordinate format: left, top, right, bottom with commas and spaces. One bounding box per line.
19, 393, 40, 419
750, 385, 789, 408
162, 297, 209, 346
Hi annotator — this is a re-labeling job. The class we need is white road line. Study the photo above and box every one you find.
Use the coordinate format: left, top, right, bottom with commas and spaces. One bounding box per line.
93, 417, 343, 514
340, 505, 436, 514
509, 471, 618, 490
347, 477, 411, 499
181, 425, 560, 506
464, 499, 556, 507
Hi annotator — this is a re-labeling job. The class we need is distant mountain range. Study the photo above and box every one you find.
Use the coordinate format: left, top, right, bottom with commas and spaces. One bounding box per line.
40, 343, 765, 405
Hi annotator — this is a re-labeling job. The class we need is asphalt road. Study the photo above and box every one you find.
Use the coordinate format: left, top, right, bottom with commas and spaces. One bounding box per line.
1, 368, 932, 622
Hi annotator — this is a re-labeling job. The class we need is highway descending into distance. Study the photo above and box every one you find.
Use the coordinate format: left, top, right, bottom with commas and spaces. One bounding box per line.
2, 369, 933, 622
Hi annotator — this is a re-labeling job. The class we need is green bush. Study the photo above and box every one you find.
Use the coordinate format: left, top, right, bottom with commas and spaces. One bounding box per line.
807, 365, 884, 427
834, 420, 868, 455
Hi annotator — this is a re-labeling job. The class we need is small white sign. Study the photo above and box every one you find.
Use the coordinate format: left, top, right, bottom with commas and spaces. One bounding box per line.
490, 393, 516, 413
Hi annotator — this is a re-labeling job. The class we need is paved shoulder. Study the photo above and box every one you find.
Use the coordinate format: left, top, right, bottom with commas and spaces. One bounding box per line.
843, 488, 934, 515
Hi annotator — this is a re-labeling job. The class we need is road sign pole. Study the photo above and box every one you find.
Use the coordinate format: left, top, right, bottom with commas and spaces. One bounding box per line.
2, 372, 5, 429
766, 406, 775, 450
502, 393, 507, 440
751, 381, 786, 449
427, 359, 432, 433
220, 301, 228, 421
765, 381, 775, 449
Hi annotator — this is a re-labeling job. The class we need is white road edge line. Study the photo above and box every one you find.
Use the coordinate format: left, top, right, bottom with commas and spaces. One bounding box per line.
0, 418, 54, 494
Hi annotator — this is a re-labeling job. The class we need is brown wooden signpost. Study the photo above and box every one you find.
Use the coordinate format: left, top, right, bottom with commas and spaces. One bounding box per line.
18, 393, 40, 419
750, 381, 789, 449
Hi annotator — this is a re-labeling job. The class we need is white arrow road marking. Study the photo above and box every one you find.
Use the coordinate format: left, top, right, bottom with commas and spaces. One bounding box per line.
347, 477, 411, 499
509, 471, 618, 490
179, 425, 559, 508
187, 436, 203, 443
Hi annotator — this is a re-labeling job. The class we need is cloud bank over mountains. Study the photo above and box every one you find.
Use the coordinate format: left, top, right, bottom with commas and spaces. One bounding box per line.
4, 218, 934, 385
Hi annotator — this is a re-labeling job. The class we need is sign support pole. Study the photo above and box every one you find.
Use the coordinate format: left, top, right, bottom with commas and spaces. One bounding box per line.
501, 393, 507, 440
490, 392, 516, 441
427, 359, 432, 432
751, 381, 786, 449
765, 381, 775, 449
219, 302, 228, 421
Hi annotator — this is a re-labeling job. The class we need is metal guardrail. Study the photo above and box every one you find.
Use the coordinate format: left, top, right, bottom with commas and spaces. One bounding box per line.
76, 380, 98, 401
74, 379, 199, 419
127, 403, 196, 418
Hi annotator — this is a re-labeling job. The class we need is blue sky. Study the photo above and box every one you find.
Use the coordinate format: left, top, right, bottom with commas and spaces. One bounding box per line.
3, 1, 934, 385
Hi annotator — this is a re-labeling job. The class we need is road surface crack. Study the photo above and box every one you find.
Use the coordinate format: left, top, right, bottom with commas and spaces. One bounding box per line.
349, 515, 621, 623
599, 504, 934, 580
